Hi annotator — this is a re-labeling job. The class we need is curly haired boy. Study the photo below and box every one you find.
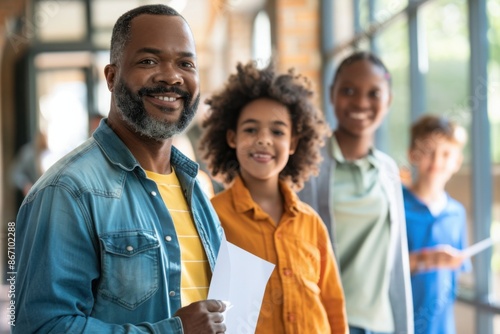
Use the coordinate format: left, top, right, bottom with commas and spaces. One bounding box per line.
200, 61, 347, 334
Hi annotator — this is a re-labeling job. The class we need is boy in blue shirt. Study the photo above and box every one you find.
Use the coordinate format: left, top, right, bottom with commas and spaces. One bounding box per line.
403, 114, 471, 334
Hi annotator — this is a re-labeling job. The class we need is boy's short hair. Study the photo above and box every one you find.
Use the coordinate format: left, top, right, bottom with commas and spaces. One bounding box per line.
410, 114, 468, 149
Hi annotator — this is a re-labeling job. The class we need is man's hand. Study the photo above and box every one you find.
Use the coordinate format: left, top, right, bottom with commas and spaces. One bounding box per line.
410, 245, 465, 273
174, 299, 227, 333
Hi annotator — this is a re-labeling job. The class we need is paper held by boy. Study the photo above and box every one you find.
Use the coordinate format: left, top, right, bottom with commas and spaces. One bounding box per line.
415, 236, 499, 274
462, 236, 500, 258
208, 234, 275, 333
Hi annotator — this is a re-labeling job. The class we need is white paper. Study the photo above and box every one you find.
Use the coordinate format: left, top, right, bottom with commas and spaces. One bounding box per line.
462, 237, 500, 258
208, 234, 275, 334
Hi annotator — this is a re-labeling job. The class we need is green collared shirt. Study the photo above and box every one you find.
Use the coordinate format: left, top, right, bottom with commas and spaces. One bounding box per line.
332, 136, 394, 332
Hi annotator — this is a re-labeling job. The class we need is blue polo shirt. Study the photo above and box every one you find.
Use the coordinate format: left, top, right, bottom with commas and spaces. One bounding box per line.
403, 186, 471, 334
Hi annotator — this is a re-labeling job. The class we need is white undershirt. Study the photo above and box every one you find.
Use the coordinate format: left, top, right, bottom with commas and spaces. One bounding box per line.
427, 192, 448, 217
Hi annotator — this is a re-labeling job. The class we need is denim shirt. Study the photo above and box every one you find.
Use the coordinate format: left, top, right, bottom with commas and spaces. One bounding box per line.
14, 119, 223, 334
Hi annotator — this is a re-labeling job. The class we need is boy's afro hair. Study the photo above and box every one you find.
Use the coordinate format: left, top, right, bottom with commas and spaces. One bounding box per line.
199, 60, 329, 190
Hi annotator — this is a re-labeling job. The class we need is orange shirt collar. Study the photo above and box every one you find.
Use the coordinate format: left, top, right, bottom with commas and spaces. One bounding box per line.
231, 174, 300, 218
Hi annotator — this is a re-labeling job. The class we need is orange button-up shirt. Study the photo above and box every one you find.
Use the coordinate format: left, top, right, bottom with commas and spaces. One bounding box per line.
211, 176, 347, 334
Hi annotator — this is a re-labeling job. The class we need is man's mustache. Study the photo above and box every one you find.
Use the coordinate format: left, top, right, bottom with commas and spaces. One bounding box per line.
138, 85, 190, 99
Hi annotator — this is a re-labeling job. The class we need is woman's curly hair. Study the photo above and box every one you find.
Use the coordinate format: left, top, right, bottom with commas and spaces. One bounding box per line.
199, 61, 329, 191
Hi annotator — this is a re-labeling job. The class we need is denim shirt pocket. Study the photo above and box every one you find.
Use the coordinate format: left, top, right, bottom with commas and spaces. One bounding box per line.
98, 230, 160, 310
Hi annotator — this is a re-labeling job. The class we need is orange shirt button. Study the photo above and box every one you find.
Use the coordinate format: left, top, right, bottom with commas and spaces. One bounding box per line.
283, 268, 293, 277
287, 313, 296, 322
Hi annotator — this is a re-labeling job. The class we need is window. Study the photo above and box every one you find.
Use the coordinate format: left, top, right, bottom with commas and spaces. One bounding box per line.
252, 10, 272, 67
423, 0, 470, 162
487, 3, 500, 334
35, 0, 86, 42
488, 0, 500, 164
378, 17, 411, 164
35, 64, 88, 167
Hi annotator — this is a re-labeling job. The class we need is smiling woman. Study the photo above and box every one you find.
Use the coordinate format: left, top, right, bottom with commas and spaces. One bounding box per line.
330, 52, 392, 160
299, 51, 414, 334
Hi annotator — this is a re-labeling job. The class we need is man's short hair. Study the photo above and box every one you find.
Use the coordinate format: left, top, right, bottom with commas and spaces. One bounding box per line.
110, 4, 182, 65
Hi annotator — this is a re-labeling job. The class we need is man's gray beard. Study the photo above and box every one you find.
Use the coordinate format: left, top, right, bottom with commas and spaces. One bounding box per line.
114, 78, 200, 140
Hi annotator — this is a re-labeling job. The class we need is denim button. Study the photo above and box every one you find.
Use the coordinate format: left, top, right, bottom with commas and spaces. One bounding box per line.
126, 245, 134, 252
169, 291, 176, 297
151, 191, 157, 196
165, 235, 172, 242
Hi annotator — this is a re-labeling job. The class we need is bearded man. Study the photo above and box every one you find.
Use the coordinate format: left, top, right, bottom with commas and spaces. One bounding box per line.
14, 5, 226, 333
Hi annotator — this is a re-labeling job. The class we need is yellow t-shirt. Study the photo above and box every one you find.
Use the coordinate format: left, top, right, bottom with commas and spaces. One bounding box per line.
146, 169, 211, 306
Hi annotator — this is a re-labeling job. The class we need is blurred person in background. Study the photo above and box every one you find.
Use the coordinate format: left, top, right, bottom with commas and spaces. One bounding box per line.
10, 131, 49, 197
404, 114, 471, 334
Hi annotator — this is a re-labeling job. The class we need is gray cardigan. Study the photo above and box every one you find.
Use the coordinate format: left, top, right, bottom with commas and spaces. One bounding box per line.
298, 137, 414, 334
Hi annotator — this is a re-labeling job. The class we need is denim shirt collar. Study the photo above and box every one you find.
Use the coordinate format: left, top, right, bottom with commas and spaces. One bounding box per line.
93, 118, 198, 178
